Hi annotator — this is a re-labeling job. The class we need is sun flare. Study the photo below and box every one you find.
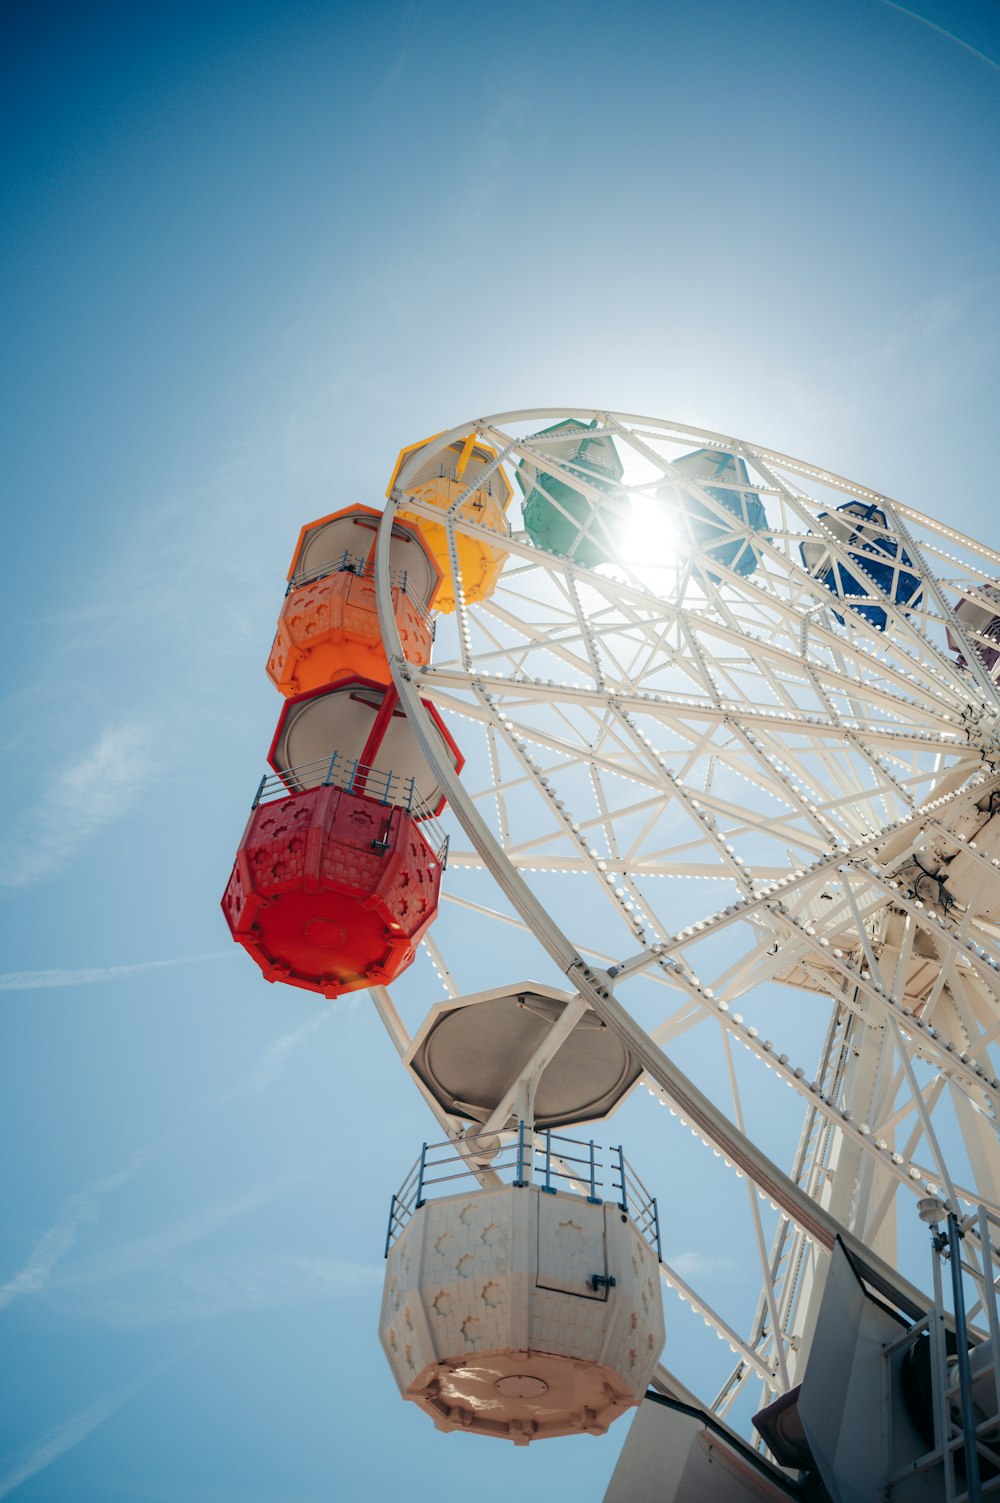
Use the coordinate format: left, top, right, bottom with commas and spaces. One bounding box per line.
618, 491, 683, 581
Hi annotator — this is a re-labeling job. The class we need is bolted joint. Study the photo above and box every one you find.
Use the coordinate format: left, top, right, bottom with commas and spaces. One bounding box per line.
568, 958, 616, 1002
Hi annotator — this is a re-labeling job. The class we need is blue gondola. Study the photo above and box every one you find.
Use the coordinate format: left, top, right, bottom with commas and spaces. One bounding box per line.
669, 449, 769, 580
799, 500, 921, 630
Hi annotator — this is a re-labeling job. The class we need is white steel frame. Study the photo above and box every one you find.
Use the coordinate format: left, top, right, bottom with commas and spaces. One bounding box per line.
371, 409, 1000, 1432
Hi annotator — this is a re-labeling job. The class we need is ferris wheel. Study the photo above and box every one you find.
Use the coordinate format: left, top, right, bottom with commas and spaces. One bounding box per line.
224, 407, 1000, 1478
373, 411, 1000, 1424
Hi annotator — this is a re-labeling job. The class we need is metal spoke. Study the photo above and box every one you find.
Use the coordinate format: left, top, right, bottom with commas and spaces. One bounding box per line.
376, 409, 1000, 1433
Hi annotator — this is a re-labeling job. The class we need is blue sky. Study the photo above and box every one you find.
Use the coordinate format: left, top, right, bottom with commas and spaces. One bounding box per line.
2, 1, 1000, 1498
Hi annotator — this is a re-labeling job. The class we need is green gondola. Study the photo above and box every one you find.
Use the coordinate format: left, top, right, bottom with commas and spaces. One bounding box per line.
517, 420, 625, 566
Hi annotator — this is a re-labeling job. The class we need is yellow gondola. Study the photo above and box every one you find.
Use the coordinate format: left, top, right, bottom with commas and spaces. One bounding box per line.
387, 431, 512, 613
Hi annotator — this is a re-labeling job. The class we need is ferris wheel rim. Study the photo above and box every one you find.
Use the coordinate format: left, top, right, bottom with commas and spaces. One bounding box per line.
394, 405, 1000, 566
393, 409, 1000, 717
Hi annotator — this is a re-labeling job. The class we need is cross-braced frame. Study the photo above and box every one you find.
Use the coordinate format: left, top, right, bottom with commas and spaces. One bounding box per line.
372, 409, 1000, 1434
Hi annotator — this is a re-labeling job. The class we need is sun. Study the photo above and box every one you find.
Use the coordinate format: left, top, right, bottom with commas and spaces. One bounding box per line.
617, 489, 683, 581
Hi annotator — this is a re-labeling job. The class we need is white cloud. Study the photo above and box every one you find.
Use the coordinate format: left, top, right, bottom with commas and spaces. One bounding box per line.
85, 1178, 298, 1270
42, 1176, 313, 1323
0, 1154, 146, 1313
915, 291, 964, 340
0, 952, 231, 991
0, 1014, 328, 1313
58, 1251, 382, 1328
848, 287, 970, 374
0, 1010, 327, 1316
666, 1249, 741, 1282
43, 1175, 381, 1328
0, 720, 159, 889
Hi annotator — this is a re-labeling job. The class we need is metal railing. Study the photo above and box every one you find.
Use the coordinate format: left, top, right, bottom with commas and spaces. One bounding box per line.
884, 1202, 1000, 1501
397, 452, 509, 509
285, 550, 436, 633
250, 753, 449, 864
384, 1125, 660, 1260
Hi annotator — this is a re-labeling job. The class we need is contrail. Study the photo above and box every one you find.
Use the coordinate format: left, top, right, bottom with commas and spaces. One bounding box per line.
875, 0, 1000, 76
0, 1391, 130, 1498
216, 1011, 331, 1102
0, 1015, 328, 1309
0, 1351, 188, 1498
0, 952, 232, 991
0, 1155, 146, 1312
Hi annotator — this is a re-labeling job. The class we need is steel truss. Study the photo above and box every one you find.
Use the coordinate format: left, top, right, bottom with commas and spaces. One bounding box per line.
371, 410, 1000, 1436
